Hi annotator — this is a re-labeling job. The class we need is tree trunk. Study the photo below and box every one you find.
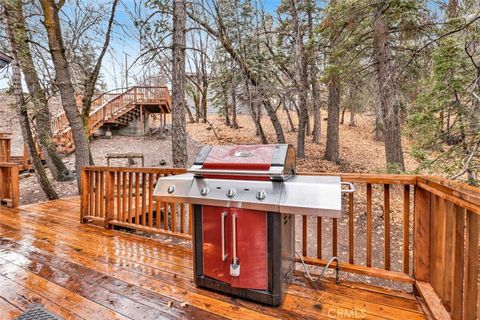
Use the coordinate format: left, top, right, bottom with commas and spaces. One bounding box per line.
230, 87, 238, 129
324, 0, 340, 162
262, 98, 285, 144
201, 82, 208, 123
350, 106, 356, 127
5, 0, 70, 181
307, 0, 321, 144
340, 105, 347, 124
252, 103, 268, 144
246, 81, 267, 143
4, 6, 58, 200
373, 105, 384, 141
224, 106, 231, 127
194, 89, 200, 122
305, 110, 311, 136
311, 80, 321, 143
291, 0, 308, 158
186, 104, 195, 123
348, 86, 356, 127
373, 5, 405, 171
39, 0, 91, 190
284, 105, 296, 132
324, 73, 340, 162
171, 0, 188, 167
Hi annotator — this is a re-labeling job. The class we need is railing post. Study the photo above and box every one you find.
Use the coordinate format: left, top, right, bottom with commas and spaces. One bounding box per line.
10, 165, 19, 208
413, 186, 432, 282
104, 171, 115, 229
463, 211, 479, 320
80, 169, 89, 223
22, 144, 28, 169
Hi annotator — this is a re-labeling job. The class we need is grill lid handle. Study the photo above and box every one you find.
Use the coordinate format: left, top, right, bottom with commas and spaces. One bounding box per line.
187, 165, 287, 180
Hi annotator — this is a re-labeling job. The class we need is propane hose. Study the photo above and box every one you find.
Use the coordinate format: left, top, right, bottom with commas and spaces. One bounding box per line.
296, 251, 340, 285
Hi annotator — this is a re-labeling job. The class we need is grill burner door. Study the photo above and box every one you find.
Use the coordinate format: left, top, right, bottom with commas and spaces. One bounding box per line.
202, 206, 231, 284
230, 208, 267, 290
202, 206, 268, 290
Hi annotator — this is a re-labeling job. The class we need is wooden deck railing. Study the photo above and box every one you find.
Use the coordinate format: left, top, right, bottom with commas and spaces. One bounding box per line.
0, 133, 42, 171
0, 162, 19, 207
414, 176, 479, 320
80, 167, 191, 239
80, 167, 479, 319
0, 133, 12, 163
296, 173, 417, 284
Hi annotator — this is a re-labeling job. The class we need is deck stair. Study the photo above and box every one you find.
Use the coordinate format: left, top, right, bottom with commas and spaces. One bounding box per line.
51, 86, 171, 153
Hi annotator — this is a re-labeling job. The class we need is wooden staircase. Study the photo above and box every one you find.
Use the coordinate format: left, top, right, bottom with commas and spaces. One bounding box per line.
51, 86, 171, 153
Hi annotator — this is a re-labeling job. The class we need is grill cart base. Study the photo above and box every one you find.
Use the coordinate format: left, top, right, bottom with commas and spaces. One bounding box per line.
193, 204, 295, 306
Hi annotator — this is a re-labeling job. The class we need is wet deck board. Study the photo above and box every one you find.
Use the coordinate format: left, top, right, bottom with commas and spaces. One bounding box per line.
0, 198, 427, 319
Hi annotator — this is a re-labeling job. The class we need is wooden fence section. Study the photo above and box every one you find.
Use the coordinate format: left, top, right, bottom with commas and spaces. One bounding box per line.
0, 163, 19, 207
80, 167, 191, 239
80, 168, 479, 319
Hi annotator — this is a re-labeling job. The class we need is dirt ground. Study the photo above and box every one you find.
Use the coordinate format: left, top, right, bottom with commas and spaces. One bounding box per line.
19, 133, 203, 204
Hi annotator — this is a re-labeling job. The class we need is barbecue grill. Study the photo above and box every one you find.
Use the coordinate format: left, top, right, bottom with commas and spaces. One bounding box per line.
153, 144, 353, 306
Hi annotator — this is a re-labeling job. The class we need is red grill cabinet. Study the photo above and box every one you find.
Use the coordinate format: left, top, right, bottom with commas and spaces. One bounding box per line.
153, 144, 344, 306
194, 206, 294, 305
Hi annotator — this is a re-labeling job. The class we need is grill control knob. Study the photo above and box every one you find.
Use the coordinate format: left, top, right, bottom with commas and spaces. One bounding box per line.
226, 188, 236, 198
256, 190, 267, 201
167, 185, 175, 194
200, 186, 209, 196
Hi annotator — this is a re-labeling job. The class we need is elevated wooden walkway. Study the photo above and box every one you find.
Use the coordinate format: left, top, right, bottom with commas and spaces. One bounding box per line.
51, 86, 171, 153
0, 197, 427, 319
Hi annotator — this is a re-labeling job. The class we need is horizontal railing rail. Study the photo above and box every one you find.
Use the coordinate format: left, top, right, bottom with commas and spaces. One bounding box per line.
80, 167, 479, 319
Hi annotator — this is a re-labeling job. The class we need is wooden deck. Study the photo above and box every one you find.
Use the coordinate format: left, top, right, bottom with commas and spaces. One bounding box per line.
0, 197, 427, 319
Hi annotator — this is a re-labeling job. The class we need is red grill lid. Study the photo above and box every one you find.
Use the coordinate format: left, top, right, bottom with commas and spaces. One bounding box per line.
191, 144, 296, 181
202, 145, 275, 171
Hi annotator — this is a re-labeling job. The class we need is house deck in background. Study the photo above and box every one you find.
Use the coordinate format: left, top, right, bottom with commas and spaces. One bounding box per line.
0, 167, 478, 319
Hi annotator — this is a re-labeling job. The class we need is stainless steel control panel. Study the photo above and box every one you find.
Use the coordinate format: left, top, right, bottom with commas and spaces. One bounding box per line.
153, 173, 343, 217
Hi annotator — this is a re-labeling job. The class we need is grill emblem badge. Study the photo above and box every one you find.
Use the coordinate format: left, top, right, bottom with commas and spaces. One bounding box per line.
234, 151, 253, 157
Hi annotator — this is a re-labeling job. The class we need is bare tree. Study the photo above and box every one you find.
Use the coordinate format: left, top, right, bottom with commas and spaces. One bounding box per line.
3, 3, 58, 200
172, 0, 187, 167
79, 0, 119, 140
39, 0, 91, 188
4, 0, 70, 181
187, 1, 286, 144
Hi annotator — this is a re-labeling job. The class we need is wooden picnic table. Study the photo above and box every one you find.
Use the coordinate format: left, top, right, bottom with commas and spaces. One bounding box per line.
106, 153, 144, 167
